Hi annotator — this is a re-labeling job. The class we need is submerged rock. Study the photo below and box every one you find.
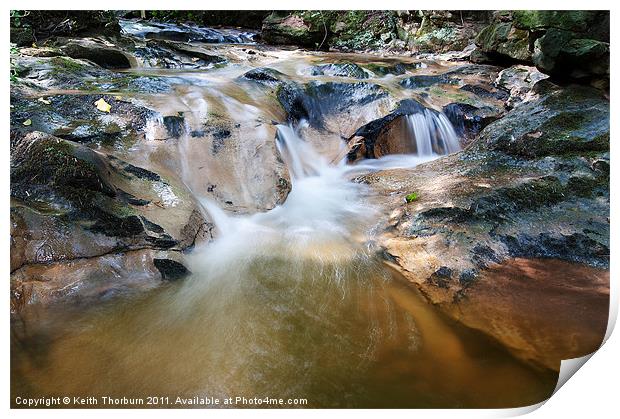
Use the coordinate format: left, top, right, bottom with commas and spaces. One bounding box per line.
309, 62, 369, 79
153, 258, 191, 281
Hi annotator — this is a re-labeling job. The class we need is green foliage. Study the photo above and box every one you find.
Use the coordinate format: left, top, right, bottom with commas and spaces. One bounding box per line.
10, 10, 30, 28
10, 44, 20, 83
405, 192, 419, 203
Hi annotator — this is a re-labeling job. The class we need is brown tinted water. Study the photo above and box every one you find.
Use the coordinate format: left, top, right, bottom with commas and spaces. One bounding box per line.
11, 256, 557, 408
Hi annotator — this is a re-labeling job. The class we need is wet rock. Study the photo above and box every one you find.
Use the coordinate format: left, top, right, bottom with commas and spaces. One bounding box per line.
11, 92, 154, 143
10, 131, 189, 252
163, 115, 185, 139
460, 84, 508, 101
120, 18, 254, 43
442, 258, 609, 370
153, 258, 191, 281
363, 62, 407, 76
443, 103, 500, 139
241, 67, 287, 85
277, 81, 389, 128
363, 80, 608, 310
346, 99, 426, 160
429, 266, 452, 288
60, 38, 131, 69
132, 40, 226, 69
18, 47, 63, 58
501, 233, 609, 267
11, 131, 116, 205
10, 249, 176, 313
11, 54, 171, 93
400, 74, 458, 89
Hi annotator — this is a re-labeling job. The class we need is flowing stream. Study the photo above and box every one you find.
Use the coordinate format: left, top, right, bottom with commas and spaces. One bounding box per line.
11, 45, 558, 408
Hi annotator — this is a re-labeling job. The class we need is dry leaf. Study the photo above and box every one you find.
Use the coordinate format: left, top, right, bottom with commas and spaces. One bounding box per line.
23, 119, 32, 126
94, 98, 111, 113
38, 97, 51, 105
114, 95, 122, 100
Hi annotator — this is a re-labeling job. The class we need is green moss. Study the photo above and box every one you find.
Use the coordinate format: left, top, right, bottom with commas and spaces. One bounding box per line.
49, 56, 85, 76
428, 86, 477, 106
567, 175, 607, 198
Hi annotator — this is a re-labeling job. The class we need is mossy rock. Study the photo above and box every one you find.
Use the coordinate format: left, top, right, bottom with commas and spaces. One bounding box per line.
512, 11, 598, 33
261, 13, 324, 47
476, 82, 609, 158
533, 29, 609, 80
10, 131, 116, 207
475, 22, 531, 62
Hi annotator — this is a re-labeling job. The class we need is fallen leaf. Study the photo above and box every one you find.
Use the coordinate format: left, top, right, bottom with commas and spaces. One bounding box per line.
38, 97, 51, 105
23, 119, 32, 126
94, 98, 111, 113
191, 57, 200, 62
114, 95, 122, 100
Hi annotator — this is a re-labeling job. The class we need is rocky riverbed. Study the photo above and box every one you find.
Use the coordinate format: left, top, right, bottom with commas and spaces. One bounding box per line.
10, 10, 610, 406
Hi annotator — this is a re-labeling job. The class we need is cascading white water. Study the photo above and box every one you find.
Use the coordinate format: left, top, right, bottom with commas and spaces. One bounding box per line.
351, 109, 461, 171
406, 109, 461, 157
190, 123, 376, 277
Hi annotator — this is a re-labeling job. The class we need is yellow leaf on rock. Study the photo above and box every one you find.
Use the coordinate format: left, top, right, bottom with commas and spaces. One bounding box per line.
114, 95, 122, 100
38, 97, 51, 105
23, 119, 32, 126
94, 98, 111, 113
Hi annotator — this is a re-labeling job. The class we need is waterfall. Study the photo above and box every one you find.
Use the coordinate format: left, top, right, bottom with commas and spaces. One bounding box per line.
189, 122, 376, 280
406, 109, 461, 157
351, 109, 461, 172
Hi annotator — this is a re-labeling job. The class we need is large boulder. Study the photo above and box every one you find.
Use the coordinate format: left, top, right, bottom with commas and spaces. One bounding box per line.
10, 131, 210, 312
474, 11, 609, 88
362, 80, 609, 370
60, 38, 131, 69
533, 31, 609, 84
474, 22, 531, 62
477, 81, 609, 158
261, 13, 324, 47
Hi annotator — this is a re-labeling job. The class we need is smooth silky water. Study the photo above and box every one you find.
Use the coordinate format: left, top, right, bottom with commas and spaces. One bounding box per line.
11, 49, 558, 408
